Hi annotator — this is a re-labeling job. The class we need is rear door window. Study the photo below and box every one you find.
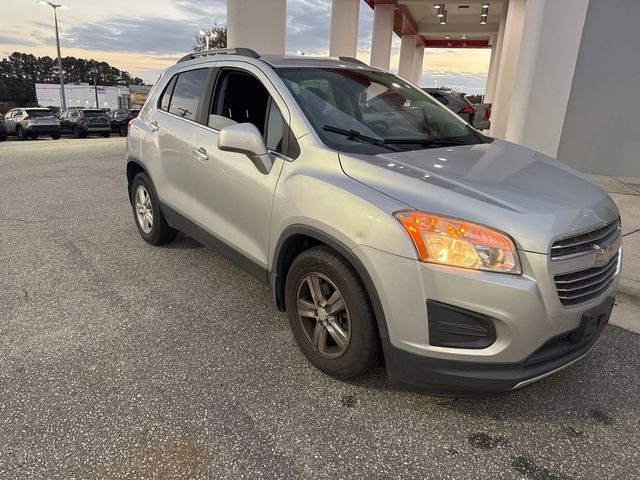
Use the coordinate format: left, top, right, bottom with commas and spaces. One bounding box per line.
168, 69, 209, 121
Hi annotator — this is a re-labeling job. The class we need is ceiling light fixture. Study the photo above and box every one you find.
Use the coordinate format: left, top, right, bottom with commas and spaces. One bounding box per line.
461, 34, 467, 39
445, 35, 451, 39
440, 10, 447, 24
482, 2, 490, 7
481, 6, 489, 17
434, 3, 441, 9
480, 16, 487, 24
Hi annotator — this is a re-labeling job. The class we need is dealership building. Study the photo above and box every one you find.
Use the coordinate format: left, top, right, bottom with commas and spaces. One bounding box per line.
35, 83, 149, 111
226, 0, 639, 177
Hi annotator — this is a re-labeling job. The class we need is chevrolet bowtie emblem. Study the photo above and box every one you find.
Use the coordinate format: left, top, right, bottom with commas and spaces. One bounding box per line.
593, 243, 613, 267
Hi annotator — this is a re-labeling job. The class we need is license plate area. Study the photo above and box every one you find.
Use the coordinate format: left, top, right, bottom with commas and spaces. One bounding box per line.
570, 296, 614, 343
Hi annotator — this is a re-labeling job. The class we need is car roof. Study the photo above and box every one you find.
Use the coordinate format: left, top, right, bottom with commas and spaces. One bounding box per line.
176, 50, 379, 72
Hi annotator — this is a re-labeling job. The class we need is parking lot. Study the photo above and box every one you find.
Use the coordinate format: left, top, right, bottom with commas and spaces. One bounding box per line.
0, 137, 639, 479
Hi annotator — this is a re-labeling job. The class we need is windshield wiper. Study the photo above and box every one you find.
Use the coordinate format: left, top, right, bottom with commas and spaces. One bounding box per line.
382, 137, 468, 147
322, 125, 399, 151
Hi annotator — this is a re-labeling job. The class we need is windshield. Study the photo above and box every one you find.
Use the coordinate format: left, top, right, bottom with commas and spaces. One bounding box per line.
83, 110, 107, 117
26, 109, 54, 118
277, 67, 489, 154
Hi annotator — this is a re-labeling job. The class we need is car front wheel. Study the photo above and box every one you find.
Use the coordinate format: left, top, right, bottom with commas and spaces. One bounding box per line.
130, 172, 175, 245
16, 126, 26, 140
285, 246, 380, 380
119, 124, 127, 137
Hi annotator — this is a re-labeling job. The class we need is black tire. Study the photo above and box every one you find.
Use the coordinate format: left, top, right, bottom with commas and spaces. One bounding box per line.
51, 134, 61, 140
285, 246, 379, 380
16, 126, 26, 141
130, 172, 175, 245
29, 134, 38, 140
102, 132, 111, 138
118, 124, 127, 137
73, 126, 87, 139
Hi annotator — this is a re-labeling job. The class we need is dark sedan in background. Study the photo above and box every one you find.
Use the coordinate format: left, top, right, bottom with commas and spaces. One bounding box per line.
423, 88, 477, 124
108, 109, 140, 137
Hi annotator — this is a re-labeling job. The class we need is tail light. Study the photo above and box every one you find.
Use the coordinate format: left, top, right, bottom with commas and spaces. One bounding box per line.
484, 106, 492, 121
128, 117, 136, 133
462, 106, 475, 115
24, 115, 32, 120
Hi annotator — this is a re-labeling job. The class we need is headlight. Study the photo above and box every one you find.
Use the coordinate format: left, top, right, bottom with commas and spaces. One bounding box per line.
395, 211, 521, 274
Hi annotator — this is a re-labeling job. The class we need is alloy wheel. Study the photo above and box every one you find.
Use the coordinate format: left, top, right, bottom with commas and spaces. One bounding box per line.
295, 273, 351, 359
135, 185, 153, 234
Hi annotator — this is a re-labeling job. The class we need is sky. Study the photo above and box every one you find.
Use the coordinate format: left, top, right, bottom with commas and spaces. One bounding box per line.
0, 0, 490, 94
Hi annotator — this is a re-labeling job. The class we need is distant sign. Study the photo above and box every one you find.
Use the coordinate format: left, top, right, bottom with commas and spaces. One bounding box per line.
97, 88, 107, 95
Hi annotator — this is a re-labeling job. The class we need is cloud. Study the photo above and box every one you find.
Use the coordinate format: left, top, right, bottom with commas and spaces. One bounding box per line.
285, 0, 332, 55
0, 35, 35, 47
48, 17, 204, 55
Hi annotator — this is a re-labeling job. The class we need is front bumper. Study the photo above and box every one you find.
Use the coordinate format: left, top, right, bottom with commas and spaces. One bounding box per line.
384, 296, 612, 395
353, 245, 620, 395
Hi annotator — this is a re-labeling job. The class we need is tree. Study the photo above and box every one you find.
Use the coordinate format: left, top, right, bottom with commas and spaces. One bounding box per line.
0, 51, 145, 107
193, 25, 227, 52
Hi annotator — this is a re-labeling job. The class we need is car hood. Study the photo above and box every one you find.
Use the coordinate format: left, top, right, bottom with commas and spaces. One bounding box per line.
338, 139, 619, 254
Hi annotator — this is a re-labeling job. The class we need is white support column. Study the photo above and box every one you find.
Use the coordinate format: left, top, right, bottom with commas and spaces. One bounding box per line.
505, 0, 590, 158
484, 4, 507, 103
398, 34, 416, 81
330, 0, 360, 58
412, 45, 425, 86
490, 0, 527, 138
370, 3, 395, 69
227, 0, 286, 55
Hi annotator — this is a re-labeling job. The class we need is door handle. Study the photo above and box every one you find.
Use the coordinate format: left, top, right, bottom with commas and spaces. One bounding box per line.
149, 120, 159, 132
192, 146, 209, 161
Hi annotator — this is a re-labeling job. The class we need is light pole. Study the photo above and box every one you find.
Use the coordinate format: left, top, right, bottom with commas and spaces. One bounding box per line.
38, 1, 68, 111
90, 67, 99, 108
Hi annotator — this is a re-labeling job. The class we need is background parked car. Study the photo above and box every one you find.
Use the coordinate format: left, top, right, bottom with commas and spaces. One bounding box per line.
0, 114, 6, 141
60, 109, 111, 138
422, 88, 476, 125
3, 108, 61, 140
109, 108, 140, 137
473, 103, 492, 131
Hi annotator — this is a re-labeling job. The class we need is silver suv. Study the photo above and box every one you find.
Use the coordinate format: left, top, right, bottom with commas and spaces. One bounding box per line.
126, 49, 622, 395
4, 108, 61, 140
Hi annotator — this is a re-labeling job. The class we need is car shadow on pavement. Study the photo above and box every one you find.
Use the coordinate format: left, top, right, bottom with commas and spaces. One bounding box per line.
160, 232, 204, 250
348, 326, 640, 424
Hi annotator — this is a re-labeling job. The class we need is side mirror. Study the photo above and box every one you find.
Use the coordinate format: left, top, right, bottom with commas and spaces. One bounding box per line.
218, 122, 272, 174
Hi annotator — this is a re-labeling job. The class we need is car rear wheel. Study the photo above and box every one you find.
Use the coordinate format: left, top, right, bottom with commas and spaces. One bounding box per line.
51, 134, 60, 140
29, 134, 38, 140
285, 246, 379, 380
102, 132, 111, 138
16, 126, 26, 141
73, 126, 86, 139
119, 124, 127, 137
130, 172, 176, 245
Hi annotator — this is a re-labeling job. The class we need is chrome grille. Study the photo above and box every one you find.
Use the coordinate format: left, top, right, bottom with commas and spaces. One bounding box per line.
554, 252, 619, 306
551, 219, 620, 260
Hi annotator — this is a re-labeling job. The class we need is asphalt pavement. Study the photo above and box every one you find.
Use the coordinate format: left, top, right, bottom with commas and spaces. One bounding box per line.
1, 137, 639, 479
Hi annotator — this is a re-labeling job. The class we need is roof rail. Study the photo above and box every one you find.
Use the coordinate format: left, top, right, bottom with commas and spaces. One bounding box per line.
338, 56, 367, 66
177, 48, 261, 64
